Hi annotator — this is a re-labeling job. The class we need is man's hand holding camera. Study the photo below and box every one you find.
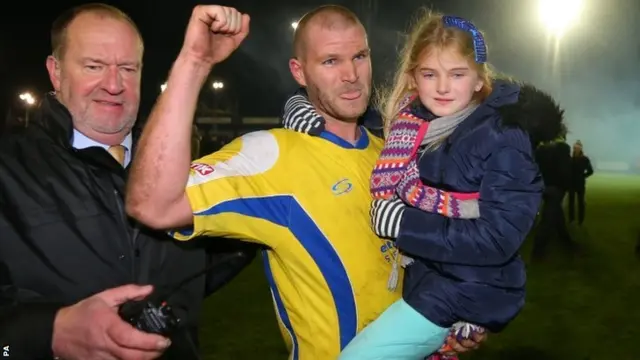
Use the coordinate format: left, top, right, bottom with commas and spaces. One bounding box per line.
52, 285, 170, 360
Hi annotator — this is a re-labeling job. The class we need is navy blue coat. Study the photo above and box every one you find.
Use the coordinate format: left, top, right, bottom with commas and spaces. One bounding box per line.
396, 81, 565, 332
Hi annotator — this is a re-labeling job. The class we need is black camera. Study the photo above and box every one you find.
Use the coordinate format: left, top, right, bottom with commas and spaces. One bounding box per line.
118, 299, 181, 336
115, 258, 230, 359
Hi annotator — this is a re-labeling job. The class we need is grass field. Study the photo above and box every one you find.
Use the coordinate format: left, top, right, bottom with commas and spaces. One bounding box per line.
198, 173, 640, 360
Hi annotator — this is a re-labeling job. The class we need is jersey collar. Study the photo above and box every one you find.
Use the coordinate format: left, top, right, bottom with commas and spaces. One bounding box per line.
319, 126, 370, 149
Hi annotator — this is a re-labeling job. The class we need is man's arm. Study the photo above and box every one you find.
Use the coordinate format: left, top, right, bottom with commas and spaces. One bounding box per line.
584, 157, 594, 178
126, 55, 209, 230
126, 5, 249, 230
396, 130, 544, 266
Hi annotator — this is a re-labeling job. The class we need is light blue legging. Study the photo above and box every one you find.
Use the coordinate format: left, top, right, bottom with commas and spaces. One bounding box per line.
339, 299, 449, 360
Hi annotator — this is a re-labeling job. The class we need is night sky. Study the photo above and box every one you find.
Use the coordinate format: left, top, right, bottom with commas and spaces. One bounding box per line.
2, 0, 639, 160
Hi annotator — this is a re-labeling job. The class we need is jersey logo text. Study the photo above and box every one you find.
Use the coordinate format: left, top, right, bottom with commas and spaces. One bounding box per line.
191, 163, 215, 176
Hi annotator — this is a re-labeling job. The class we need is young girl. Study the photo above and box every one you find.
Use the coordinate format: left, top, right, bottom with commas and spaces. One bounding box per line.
334, 12, 566, 360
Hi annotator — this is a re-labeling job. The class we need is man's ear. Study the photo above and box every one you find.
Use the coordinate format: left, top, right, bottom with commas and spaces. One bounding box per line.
289, 58, 306, 87
46, 55, 62, 91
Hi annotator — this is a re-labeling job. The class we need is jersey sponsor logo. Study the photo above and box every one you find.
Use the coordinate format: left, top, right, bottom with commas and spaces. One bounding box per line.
331, 178, 353, 195
191, 163, 215, 176
380, 240, 397, 264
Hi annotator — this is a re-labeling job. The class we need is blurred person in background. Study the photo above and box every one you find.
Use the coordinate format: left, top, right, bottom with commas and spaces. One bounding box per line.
532, 130, 573, 260
568, 140, 593, 225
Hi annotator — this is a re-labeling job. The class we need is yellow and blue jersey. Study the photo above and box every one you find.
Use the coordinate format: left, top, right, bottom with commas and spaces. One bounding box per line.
171, 127, 402, 359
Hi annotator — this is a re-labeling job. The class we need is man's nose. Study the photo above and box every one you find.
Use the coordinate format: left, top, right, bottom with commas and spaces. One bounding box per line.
341, 62, 358, 83
101, 66, 124, 94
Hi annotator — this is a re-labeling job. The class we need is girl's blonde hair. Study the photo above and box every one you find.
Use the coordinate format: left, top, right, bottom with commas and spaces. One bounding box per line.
378, 10, 494, 136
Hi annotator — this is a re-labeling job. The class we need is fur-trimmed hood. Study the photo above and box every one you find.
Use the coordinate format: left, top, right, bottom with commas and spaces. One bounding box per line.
490, 80, 566, 146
